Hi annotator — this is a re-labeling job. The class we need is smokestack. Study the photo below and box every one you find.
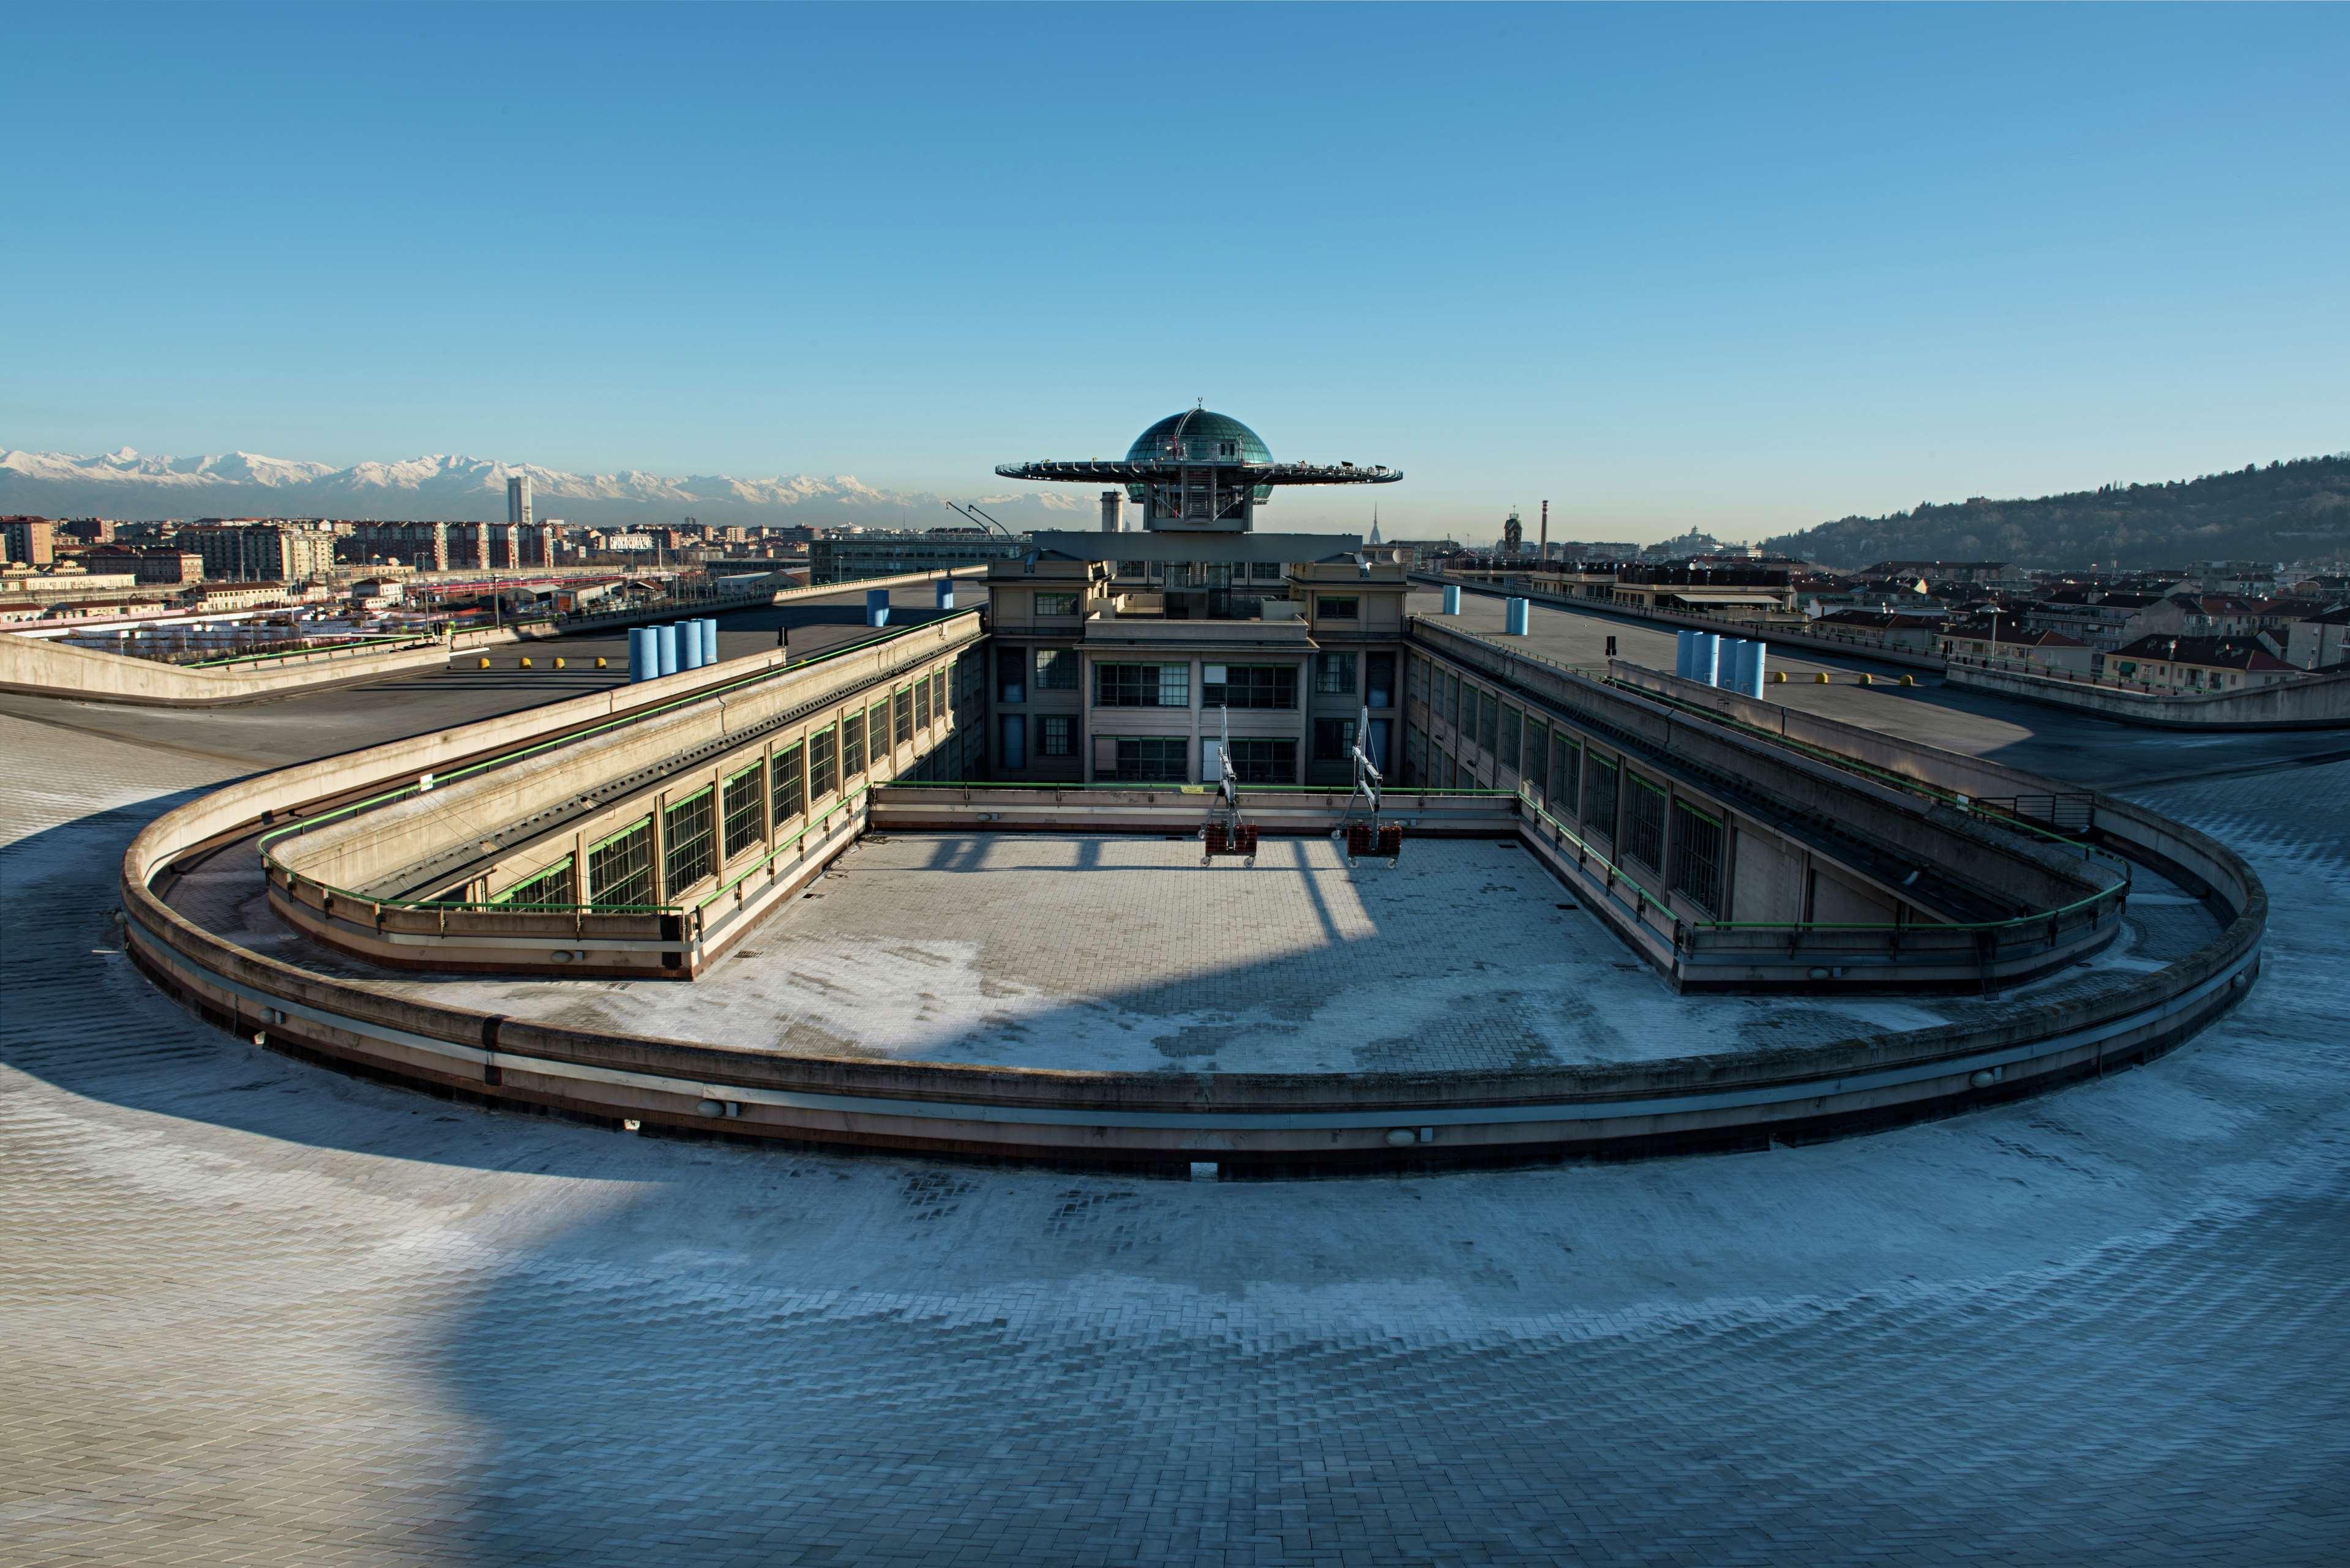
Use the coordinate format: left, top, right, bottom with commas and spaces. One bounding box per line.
1538, 499, 1548, 562
1100, 489, 1121, 533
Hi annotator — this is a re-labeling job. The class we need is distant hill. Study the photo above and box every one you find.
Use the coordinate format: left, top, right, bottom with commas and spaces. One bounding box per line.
1764, 454, 2350, 570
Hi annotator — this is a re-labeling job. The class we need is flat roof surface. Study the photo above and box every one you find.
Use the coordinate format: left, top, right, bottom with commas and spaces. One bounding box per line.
340, 831, 2213, 1076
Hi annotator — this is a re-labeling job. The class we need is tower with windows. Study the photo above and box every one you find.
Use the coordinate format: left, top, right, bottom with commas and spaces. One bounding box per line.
985, 409, 1409, 788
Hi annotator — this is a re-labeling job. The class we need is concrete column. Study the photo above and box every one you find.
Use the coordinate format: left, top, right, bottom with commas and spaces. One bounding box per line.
649, 792, 669, 902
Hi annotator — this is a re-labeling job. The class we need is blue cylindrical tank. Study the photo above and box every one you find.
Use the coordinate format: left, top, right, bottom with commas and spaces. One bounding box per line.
1745, 643, 1768, 698
698, 619, 719, 666
1441, 584, 1461, 616
866, 588, 891, 628
627, 626, 653, 683
680, 621, 705, 670
1696, 633, 1721, 687
1505, 597, 1530, 636
935, 579, 956, 610
1675, 630, 1696, 680
656, 623, 680, 677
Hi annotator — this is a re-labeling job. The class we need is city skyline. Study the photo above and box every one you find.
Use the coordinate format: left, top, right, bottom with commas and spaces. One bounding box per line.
6, 4, 2347, 539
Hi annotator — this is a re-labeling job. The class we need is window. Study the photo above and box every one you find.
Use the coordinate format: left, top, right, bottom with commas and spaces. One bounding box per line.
1317, 595, 1359, 621
664, 788, 717, 892
1313, 717, 1356, 762
493, 856, 574, 908
915, 676, 932, 730
934, 667, 950, 716
1202, 664, 1297, 710
1035, 591, 1079, 617
1366, 652, 1394, 709
1406, 729, 1428, 786
1477, 690, 1499, 754
1624, 775, 1666, 871
1113, 737, 1187, 782
995, 646, 1026, 704
1432, 745, 1453, 788
772, 742, 804, 824
1225, 739, 1296, 785
894, 687, 913, 746
867, 701, 892, 773
588, 818, 654, 909
1409, 655, 1427, 704
1000, 714, 1027, 770
1551, 735, 1581, 815
840, 711, 866, 780
722, 762, 766, 859
808, 723, 838, 798
1117, 559, 1147, 579
1525, 722, 1548, 799
1499, 705, 1521, 769
1585, 754, 1618, 838
1096, 662, 1189, 707
1672, 801, 1725, 916
1035, 648, 1079, 690
1039, 715, 1074, 756
1311, 651, 1356, 695
1250, 561, 1284, 582
1444, 671, 1462, 731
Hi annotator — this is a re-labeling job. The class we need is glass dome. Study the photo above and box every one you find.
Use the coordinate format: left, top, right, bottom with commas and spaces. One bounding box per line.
1125, 409, 1274, 504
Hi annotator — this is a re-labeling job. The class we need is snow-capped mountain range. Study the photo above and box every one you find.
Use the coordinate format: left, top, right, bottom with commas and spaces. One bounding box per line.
0, 446, 1093, 529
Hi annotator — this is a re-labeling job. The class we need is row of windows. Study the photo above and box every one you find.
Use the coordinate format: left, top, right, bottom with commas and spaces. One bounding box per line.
1203, 664, 1295, 710
492, 659, 970, 910
1109, 560, 1290, 585
491, 855, 575, 909
1000, 652, 1398, 712
1096, 662, 1192, 708
1407, 652, 1728, 916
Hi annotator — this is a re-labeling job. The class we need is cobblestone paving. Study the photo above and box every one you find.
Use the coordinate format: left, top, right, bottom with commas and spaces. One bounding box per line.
4, 711, 2347, 1566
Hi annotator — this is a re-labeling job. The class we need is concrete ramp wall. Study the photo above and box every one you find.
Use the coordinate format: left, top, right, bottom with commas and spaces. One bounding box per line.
0, 629, 451, 706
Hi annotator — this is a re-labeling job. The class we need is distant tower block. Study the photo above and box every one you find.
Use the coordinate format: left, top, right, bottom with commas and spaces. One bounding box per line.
1502, 509, 1523, 558
506, 474, 533, 529
1100, 489, 1123, 532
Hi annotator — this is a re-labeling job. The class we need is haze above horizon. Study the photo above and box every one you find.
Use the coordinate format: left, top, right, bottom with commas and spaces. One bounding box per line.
5, 2, 2344, 542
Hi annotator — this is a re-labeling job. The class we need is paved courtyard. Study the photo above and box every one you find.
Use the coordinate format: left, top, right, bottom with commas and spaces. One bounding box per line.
4, 683, 2347, 1566
244, 831, 2208, 1077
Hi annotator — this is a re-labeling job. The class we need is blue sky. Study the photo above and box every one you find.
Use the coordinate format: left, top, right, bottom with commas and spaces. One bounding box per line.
5, 2, 2345, 539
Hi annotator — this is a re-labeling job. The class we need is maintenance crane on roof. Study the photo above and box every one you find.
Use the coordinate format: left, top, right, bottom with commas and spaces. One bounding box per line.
1199, 706, 1259, 865
1333, 704, 1404, 867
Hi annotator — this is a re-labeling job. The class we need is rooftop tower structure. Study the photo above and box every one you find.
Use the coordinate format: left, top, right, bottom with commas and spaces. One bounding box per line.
506, 474, 533, 529
997, 405, 1399, 535
984, 408, 1410, 790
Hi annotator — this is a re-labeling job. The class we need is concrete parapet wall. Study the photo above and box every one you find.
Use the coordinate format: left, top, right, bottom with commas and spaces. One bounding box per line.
1945, 659, 2350, 730
118, 620, 2267, 1170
